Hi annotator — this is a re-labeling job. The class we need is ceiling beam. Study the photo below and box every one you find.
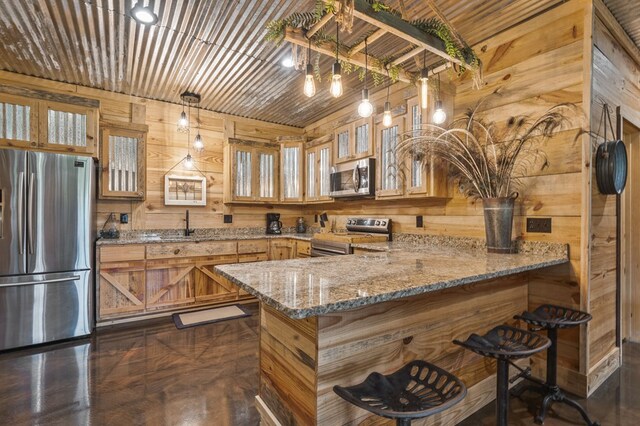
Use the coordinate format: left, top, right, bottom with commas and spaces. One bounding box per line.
285, 28, 414, 83
307, 13, 333, 38
392, 47, 426, 66
349, 28, 386, 54
351, 0, 464, 66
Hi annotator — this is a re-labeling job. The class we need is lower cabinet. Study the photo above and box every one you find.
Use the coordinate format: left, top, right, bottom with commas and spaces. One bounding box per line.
97, 238, 307, 324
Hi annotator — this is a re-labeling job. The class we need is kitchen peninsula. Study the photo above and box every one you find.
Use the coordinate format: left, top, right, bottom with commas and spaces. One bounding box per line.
216, 236, 569, 425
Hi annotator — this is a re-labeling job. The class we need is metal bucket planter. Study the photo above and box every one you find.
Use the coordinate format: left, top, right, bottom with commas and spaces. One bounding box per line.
483, 196, 517, 254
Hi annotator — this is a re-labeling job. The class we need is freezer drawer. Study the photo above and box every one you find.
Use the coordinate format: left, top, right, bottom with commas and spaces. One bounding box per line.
0, 270, 93, 350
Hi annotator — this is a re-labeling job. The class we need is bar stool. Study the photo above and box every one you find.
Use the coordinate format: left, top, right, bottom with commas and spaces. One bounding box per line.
333, 360, 467, 426
513, 304, 600, 425
454, 324, 551, 426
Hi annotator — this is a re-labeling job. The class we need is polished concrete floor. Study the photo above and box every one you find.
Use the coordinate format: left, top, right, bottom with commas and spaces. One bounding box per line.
0, 303, 637, 425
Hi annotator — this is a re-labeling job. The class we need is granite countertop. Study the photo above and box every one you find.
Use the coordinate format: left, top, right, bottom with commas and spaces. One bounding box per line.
215, 237, 569, 319
96, 228, 314, 245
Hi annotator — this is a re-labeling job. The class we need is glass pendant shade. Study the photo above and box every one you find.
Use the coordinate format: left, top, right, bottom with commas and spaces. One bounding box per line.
304, 63, 316, 97
358, 89, 373, 118
330, 62, 343, 98
184, 153, 194, 169
419, 68, 429, 110
433, 100, 447, 124
193, 133, 204, 151
177, 110, 189, 132
382, 101, 392, 127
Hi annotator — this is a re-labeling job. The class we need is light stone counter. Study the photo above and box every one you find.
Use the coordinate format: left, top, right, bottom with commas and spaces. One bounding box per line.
215, 238, 569, 319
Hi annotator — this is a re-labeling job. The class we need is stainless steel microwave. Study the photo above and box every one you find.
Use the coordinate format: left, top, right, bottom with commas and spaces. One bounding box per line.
330, 158, 375, 198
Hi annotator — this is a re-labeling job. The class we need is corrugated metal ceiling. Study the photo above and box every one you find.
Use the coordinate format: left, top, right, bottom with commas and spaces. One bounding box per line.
0, 0, 570, 127
603, 0, 640, 48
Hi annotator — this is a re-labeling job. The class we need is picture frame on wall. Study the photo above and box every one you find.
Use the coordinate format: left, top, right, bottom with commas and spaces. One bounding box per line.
164, 174, 207, 206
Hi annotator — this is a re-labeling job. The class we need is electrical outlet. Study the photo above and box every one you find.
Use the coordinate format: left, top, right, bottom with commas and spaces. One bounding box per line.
223, 214, 233, 224
119, 213, 129, 224
526, 218, 552, 233
314, 214, 318, 223
416, 215, 423, 228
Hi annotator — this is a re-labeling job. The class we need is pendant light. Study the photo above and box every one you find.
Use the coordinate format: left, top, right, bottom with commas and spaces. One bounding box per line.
184, 153, 194, 169
357, 38, 373, 118
303, 37, 316, 97
382, 71, 392, 127
193, 106, 204, 152
419, 50, 429, 110
432, 73, 447, 125
177, 99, 189, 133
330, 22, 343, 98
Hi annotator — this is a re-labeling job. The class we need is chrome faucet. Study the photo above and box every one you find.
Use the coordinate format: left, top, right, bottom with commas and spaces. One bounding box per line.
184, 209, 195, 237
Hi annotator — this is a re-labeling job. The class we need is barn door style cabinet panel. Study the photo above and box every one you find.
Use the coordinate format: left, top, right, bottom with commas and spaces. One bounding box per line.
225, 138, 279, 203
99, 121, 148, 200
0, 87, 99, 156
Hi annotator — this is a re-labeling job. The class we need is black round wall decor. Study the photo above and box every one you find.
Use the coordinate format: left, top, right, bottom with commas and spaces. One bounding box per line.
595, 139, 627, 195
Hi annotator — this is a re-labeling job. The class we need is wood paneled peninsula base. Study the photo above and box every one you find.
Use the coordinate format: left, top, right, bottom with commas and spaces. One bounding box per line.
215, 239, 569, 425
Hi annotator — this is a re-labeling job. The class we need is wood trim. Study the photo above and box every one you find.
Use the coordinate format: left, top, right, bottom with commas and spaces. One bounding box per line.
587, 346, 620, 396
0, 83, 100, 108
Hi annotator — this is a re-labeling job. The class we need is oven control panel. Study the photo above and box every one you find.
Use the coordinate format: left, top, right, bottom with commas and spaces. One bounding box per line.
345, 217, 392, 235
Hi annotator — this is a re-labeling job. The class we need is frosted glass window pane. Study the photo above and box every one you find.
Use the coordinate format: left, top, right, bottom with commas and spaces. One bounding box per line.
381, 126, 398, 190
306, 151, 316, 198
411, 105, 423, 188
48, 109, 87, 146
108, 135, 139, 193
319, 147, 330, 196
235, 150, 252, 197
0, 102, 30, 141
337, 131, 349, 158
355, 124, 369, 154
259, 153, 274, 198
283, 146, 300, 199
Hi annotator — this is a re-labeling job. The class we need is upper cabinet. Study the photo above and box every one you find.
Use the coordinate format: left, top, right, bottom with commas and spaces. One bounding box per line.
334, 117, 374, 164
376, 115, 405, 199
99, 121, 148, 200
0, 90, 99, 156
225, 138, 279, 203
305, 138, 333, 203
280, 139, 304, 203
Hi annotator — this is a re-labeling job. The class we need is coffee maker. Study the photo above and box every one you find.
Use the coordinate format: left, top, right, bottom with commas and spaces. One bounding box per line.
266, 213, 283, 235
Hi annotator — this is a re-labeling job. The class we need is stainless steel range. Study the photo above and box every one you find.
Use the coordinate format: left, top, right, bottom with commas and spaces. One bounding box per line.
310, 217, 391, 257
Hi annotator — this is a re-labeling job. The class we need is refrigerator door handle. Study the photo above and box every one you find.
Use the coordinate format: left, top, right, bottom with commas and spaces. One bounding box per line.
18, 171, 25, 255
28, 172, 35, 254
0, 274, 81, 288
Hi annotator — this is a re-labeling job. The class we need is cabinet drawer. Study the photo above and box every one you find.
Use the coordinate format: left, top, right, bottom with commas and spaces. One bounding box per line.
146, 241, 237, 259
238, 239, 268, 254
296, 241, 311, 256
238, 253, 269, 263
100, 245, 145, 263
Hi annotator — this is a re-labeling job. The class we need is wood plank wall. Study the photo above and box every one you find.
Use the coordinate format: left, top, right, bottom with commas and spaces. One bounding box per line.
304, 0, 590, 393
587, 0, 640, 391
0, 70, 306, 232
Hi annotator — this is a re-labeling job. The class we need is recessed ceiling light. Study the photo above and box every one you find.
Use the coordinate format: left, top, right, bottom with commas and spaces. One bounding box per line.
131, 1, 158, 25
282, 57, 294, 68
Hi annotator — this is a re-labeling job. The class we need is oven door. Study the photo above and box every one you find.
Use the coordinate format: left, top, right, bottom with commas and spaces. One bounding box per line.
330, 158, 375, 198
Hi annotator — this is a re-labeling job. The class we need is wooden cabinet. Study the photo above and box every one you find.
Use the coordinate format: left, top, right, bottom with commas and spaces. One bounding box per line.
305, 140, 333, 203
295, 240, 311, 258
238, 239, 269, 263
280, 140, 304, 203
334, 118, 374, 164
0, 93, 38, 148
98, 259, 146, 319
376, 115, 405, 199
99, 121, 148, 200
194, 254, 239, 303
225, 139, 279, 203
146, 258, 197, 311
269, 239, 295, 260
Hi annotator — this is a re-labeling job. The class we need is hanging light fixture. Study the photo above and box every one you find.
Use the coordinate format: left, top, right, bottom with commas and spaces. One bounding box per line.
130, 0, 158, 25
303, 37, 316, 97
419, 50, 429, 110
330, 22, 343, 98
382, 70, 392, 127
193, 105, 204, 152
184, 153, 194, 169
357, 38, 374, 118
432, 73, 447, 125
177, 99, 189, 133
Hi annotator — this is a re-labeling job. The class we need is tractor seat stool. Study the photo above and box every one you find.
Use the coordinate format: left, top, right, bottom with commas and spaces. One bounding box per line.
512, 304, 599, 426
333, 360, 467, 426
454, 324, 551, 426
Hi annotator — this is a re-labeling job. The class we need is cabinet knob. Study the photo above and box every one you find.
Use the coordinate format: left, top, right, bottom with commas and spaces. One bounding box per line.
174, 249, 180, 255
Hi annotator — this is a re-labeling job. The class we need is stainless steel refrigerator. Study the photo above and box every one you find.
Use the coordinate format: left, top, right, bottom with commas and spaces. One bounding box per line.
0, 148, 95, 350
